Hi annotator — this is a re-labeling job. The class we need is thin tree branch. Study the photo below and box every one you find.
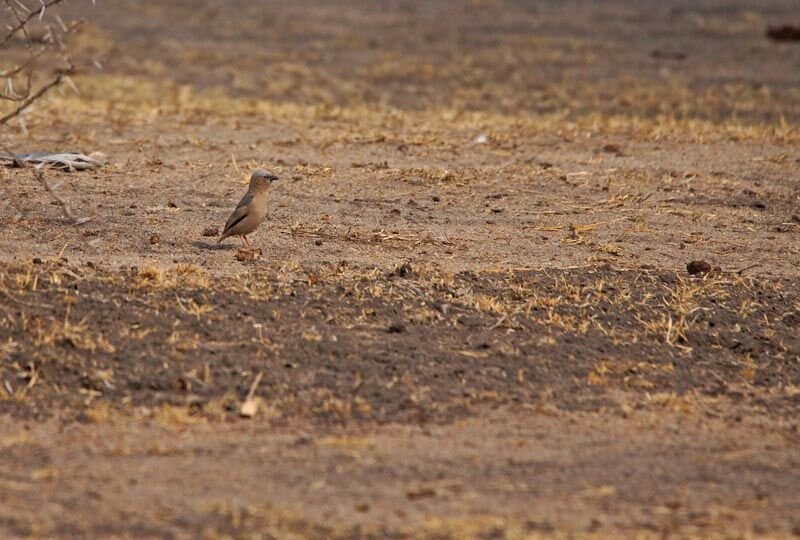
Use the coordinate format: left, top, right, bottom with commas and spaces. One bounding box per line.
0, 0, 68, 48
0, 73, 63, 125
34, 166, 75, 222
1, 0, 95, 226
33, 166, 92, 224
0, 45, 46, 78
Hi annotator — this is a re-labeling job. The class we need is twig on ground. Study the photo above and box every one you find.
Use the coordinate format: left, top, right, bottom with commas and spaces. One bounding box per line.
240, 371, 264, 418
736, 264, 760, 275
33, 166, 92, 224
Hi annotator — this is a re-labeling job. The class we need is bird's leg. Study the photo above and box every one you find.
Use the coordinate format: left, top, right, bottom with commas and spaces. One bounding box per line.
239, 236, 248, 249
242, 235, 252, 250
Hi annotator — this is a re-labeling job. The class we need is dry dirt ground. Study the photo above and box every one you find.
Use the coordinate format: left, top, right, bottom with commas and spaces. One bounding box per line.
1, 1, 799, 538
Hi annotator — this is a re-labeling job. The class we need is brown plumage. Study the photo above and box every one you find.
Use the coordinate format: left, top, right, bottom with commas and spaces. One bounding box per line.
218, 169, 278, 248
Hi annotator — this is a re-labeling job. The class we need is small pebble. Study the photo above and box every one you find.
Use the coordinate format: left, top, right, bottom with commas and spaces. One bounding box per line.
687, 260, 712, 275
294, 434, 313, 445
602, 143, 620, 153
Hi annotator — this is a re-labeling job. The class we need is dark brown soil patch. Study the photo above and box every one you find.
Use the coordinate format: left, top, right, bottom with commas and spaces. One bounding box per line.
2, 261, 797, 423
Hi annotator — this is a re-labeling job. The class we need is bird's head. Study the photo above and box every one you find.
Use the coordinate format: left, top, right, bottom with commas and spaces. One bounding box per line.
249, 169, 279, 190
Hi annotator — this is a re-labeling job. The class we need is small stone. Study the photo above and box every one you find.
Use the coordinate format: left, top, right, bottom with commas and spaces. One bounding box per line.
294, 434, 313, 445
767, 24, 800, 42
602, 143, 620, 153
32, 257, 43, 264
314, 239, 323, 246
149, 234, 160, 245
202, 227, 219, 237
406, 486, 436, 500
687, 260, 712, 275
386, 323, 405, 333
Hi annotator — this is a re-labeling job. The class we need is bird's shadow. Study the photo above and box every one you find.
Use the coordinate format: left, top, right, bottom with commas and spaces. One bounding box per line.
193, 240, 237, 251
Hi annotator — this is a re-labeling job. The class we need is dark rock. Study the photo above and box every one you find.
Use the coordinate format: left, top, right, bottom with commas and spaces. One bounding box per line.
687, 260, 712, 275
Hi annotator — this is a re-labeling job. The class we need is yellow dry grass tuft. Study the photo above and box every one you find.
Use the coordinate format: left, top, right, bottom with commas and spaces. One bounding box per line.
133, 263, 211, 290
32, 306, 116, 354
11, 71, 799, 148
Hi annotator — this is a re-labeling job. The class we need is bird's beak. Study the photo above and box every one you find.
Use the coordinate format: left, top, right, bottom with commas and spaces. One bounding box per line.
268, 174, 278, 182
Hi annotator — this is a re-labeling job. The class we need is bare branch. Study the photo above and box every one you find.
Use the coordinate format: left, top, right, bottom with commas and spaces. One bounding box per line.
0, 12, 83, 124
0, 73, 63, 125
0, 0, 67, 48
33, 166, 92, 224
34, 166, 76, 221
0, 44, 47, 78
0, 0, 96, 225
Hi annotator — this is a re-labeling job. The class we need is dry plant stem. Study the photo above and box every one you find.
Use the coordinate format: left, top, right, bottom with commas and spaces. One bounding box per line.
1, 0, 82, 126
33, 167, 79, 223
245, 372, 263, 403
0, 46, 46, 80
0, 74, 63, 125
0, 0, 69, 48
1, 0, 90, 222
4, 0, 37, 104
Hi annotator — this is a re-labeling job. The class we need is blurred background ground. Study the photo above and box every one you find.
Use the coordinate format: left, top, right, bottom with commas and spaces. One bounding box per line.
0, 1, 799, 538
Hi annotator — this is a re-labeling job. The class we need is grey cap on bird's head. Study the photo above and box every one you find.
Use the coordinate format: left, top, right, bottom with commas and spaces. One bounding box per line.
249, 169, 279, 188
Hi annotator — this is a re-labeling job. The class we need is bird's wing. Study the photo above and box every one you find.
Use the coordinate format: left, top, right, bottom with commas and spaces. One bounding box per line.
221, 193, 253, 237
235, 192, 254, 210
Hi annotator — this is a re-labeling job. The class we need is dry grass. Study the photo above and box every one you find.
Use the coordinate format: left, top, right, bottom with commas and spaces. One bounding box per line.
131, 263, 211, 289
4, 71, 796, 150
2, 255, 795, 423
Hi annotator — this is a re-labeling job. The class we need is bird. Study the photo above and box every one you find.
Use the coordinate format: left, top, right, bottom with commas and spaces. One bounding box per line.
218, 169, 278, 249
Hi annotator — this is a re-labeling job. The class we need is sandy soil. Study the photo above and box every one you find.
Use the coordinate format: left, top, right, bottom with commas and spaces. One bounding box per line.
1, 1, 799, 538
